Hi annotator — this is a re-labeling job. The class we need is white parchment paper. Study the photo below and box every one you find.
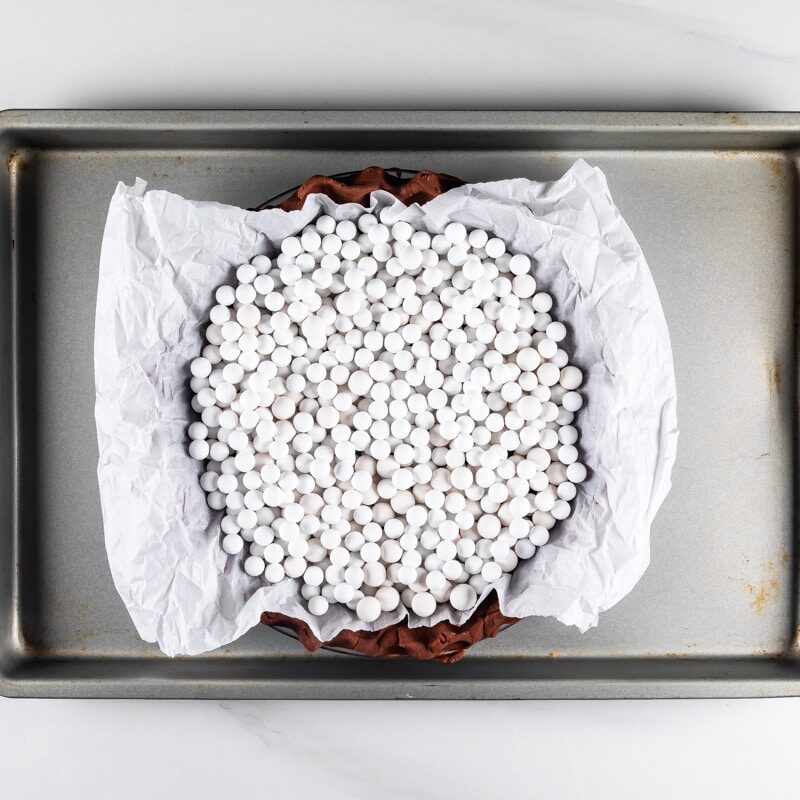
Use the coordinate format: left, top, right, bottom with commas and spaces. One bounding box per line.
95, 160, 678, 657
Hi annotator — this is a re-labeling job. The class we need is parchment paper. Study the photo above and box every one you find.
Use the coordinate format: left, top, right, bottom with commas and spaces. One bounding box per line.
95, 159, 678, 656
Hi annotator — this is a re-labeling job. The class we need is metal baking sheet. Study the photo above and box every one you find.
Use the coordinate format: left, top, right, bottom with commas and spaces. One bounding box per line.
1, 110, 798, 699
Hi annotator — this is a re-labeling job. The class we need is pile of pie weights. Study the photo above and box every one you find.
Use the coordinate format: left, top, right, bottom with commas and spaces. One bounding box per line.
188, 211, 586, 624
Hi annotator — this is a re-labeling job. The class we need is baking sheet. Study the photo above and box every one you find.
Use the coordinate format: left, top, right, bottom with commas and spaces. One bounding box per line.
0, 111, 797, 698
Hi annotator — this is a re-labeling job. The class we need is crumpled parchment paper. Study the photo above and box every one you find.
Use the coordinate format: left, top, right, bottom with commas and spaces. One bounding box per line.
95, 159, 678, 657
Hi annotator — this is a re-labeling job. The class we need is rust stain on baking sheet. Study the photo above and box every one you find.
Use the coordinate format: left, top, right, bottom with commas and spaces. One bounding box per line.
5, 149, 27, 173
548, 651, 559, 659
72, 627, 99, 653
68, 601, 97, 653
745, 580, 778, 614
743, 561, 780, 614
756, 154, 787, 192
765, 158, 785, 181
769, 359, 781, 390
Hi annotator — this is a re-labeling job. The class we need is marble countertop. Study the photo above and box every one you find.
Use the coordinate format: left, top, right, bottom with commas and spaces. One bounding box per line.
1, 0, 798, 110
1, 0, 799, 796
2, 697, 797, 797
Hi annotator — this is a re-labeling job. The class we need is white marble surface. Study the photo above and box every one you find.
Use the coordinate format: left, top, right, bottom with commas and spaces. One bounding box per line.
1, 0, 799, 110
0, 698, 797, 798
2, 0, 800, 796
